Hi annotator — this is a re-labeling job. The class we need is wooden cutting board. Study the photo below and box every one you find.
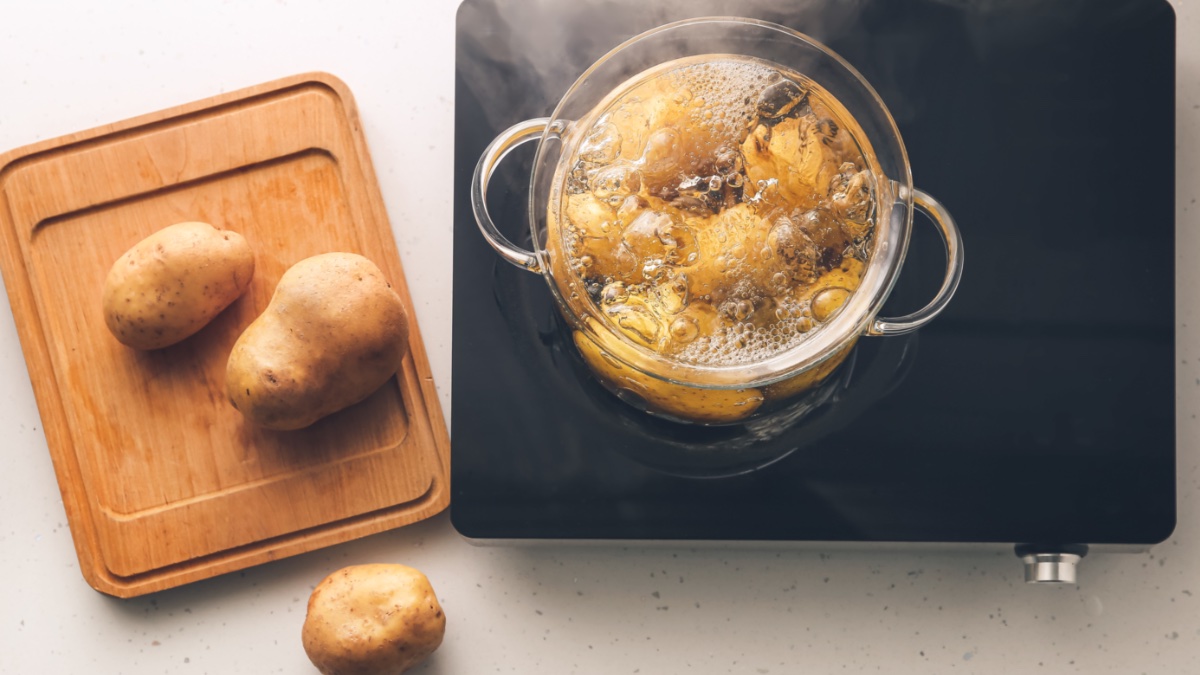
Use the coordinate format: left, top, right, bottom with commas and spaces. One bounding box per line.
0, 73, 450, 598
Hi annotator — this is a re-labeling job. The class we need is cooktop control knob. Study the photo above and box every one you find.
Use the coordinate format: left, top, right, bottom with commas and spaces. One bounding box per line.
1020, 552, 1081, 584
1015, 544, 1088, 584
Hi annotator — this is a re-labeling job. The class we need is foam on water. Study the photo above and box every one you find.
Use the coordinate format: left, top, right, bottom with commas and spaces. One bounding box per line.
556, 56, 877, 368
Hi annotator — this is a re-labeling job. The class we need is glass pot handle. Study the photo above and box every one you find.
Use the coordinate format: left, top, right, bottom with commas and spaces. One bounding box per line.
868, 188, 965, 336
471, 118, 550, 274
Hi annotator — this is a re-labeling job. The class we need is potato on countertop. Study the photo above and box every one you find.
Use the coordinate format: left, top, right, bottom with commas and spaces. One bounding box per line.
225, 252, 409, 430
102, 221, 254, 350
302, 564, 446, 675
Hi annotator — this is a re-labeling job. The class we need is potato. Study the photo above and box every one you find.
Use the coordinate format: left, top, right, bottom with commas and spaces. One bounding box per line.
811, 287, 852, 323
573, 319, 763, 424
102, 221, 254, 350
762, 341, 855, 402
302, 564, 445, 675
225, 252, 408, 430
760, 260, 864, 400
742, 116, 838, 212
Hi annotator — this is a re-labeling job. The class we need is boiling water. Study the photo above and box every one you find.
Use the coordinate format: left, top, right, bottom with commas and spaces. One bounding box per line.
554, 55, 877, 367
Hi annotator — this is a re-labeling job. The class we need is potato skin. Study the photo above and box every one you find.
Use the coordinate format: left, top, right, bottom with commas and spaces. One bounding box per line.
102, 221, 254, 350
225, 252, 409, 430
573, 319, 763, 424
302, 564, 446, 675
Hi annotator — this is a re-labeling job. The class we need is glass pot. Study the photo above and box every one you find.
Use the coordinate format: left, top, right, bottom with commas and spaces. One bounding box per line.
472, 16, 963, 425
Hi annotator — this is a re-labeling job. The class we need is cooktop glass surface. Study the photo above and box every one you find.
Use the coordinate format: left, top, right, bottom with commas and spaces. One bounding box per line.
450, 0, 1176, 545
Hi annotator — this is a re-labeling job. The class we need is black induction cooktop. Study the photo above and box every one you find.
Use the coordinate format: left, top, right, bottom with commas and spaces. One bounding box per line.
450, 0, 1176, 547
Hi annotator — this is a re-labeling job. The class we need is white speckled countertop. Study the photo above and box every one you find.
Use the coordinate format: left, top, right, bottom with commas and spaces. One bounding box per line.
1, 1, 1197, 673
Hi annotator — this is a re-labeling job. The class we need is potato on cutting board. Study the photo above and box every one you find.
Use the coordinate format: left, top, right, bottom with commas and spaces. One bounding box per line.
101, 221, 254, 350
226, 252, 409, 430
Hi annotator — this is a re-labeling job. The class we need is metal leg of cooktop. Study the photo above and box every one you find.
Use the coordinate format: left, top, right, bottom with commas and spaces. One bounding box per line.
1014, 544, 1090, 584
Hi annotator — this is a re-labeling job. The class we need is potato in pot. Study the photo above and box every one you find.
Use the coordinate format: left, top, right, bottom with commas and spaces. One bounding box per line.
225, 252, 409, 430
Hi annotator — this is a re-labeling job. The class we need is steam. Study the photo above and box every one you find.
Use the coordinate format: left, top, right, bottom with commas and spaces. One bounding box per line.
457, 0, 870, 131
